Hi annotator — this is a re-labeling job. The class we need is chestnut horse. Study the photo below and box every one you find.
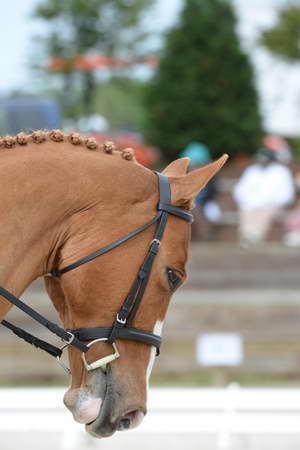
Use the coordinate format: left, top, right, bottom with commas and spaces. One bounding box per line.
0, 130, 227, 438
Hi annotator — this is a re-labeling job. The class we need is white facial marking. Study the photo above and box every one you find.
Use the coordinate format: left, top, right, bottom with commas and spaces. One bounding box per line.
146, 320, 164, 380
154, 320, 164, 337
146, 346, 156, 380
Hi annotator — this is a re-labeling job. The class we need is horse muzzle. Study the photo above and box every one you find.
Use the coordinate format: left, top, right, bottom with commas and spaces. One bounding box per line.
65, 365, 146, 438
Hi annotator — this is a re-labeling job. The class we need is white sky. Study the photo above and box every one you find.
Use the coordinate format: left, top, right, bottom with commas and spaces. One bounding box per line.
0, 0, 299, 135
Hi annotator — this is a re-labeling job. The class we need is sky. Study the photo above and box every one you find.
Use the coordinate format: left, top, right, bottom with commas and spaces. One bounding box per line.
0, 0, 299, 135
0, 0, 41, 92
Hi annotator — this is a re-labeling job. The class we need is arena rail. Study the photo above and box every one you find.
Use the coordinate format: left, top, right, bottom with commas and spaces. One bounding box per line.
1, 386, 300, 450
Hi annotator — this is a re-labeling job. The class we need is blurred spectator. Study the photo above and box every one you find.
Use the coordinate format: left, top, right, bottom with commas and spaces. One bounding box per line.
233, 145, 295, 247
284, 173, 300, 247
181, 142, 222, 240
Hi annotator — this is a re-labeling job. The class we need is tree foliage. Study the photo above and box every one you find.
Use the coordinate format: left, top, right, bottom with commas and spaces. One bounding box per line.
260, 5, 300, 62
94, 77, 146, 131
144, 0, 262, 160
34, 0, 153, 116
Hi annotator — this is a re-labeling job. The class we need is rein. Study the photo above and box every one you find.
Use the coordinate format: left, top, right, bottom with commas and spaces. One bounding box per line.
0, 172, 193, 374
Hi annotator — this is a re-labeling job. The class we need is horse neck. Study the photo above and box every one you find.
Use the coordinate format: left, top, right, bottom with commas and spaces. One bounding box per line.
0, 144, 110, 316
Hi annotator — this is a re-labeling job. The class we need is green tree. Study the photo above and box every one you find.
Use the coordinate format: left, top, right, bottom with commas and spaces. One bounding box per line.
144, 0, 262, 160
260, 4, 300, 62
34, 0, 153, 117
94, 77, 146, 131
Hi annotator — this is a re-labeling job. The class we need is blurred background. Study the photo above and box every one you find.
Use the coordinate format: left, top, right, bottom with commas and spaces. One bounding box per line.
2, 0, 300, 449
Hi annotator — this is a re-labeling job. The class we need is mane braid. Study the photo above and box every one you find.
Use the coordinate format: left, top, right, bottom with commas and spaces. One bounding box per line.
0, 129, 136, 161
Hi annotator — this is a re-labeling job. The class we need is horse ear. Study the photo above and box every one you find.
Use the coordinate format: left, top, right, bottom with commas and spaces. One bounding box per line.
171, 154, 228, 207
162, 157, 190, 176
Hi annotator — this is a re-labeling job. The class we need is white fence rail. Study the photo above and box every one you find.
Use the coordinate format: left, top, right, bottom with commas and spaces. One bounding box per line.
1, 387, 300, 450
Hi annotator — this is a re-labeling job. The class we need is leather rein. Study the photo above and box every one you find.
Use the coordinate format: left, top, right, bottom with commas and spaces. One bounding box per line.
0, 172, 193, 374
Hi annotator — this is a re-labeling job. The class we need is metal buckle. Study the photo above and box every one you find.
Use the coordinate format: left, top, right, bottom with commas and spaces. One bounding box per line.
150, 238, 161, 247
62, 331, 75, 345
54, 333, 75, 375
117, 314, 127, 325
81, 338, 120, 372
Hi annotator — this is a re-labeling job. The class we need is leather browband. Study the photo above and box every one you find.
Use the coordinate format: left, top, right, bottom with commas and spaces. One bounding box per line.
158, 202, 193, 223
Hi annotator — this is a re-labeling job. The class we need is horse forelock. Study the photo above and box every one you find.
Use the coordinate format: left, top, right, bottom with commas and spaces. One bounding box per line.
0, 130, 137, 162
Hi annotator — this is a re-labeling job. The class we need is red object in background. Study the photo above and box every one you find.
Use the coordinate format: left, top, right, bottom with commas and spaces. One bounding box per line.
49, 55, 158, 72
49, 57, 68, 71
92, 133, 159, 168
75, 55, 111, 70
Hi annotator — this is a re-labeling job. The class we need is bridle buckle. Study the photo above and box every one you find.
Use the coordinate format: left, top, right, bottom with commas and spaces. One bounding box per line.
63, 331, 75, 345
81, 338, 120, 372
116, 314, 127, 325
55, 334, 75, 375
150, 238, 161, 247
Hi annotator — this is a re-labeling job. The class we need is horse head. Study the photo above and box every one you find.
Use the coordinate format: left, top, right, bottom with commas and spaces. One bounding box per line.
44, 152, 227, 438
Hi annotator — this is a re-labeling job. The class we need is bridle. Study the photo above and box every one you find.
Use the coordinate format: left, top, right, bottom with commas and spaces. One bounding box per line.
0, 172, 193, 374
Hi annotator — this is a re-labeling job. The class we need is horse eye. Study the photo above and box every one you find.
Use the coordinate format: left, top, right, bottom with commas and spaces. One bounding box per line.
166, 268, 181, 290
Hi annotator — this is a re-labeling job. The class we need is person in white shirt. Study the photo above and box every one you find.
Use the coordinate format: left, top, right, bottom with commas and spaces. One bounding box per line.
233, 147, 295, 246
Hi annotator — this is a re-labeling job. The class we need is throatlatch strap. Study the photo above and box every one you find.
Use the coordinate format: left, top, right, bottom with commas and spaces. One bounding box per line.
51, 212, 162, 277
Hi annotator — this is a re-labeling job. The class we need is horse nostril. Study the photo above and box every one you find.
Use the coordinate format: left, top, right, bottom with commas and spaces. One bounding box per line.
118, 409, 144, 431
119, 417, 131, 430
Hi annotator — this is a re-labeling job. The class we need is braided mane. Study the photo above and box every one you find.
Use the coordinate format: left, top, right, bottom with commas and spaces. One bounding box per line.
0, 130, 136, 161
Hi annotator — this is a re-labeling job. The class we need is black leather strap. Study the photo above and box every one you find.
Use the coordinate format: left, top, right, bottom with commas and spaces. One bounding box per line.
106, 173, 170, 347
0, 287, 88, 353
71, 326, 161, 354
51, 212, 162, 277
158, 203, 194, 223
155, 170, 171, 204
2, 320, 63, 358
154, 171, 193, 223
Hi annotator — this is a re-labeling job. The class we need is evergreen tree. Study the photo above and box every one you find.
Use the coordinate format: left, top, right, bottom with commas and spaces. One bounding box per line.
260, 5, 300, 63
144, 0, 262, 160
